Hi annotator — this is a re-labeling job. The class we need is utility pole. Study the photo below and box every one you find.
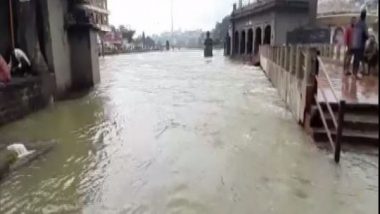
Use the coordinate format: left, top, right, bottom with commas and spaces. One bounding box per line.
171, 0, 174, 48
9, 0, 15, 49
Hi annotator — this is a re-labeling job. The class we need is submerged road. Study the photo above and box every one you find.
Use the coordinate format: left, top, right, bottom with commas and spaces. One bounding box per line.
0, 50, 378, 213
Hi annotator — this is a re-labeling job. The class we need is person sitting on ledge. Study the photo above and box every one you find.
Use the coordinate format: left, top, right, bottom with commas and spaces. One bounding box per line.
364, 35, 378, 75
0, 54, 11, 84
9, 48, 32, 77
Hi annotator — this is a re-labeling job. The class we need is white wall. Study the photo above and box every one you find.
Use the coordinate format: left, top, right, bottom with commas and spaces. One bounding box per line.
46, 0, 72, 97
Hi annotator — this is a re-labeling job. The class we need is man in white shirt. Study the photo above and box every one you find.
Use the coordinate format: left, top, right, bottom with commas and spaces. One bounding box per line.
10, 48, 32, 77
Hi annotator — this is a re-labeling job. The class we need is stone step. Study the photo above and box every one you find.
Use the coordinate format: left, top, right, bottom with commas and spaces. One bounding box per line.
325, 112, 378, 131
315, 143, 379, 156
319, 102, 378, 114
310, 105, 378, 131
312, 128, 379, 146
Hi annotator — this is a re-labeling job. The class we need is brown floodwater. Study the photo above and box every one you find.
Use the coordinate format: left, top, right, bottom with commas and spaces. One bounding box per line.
0, 50, 377, 214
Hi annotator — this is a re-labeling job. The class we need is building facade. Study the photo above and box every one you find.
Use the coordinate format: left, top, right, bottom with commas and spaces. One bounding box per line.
317, 11, 379, 44
227, 0, 317, 57
0, 0, 110, 97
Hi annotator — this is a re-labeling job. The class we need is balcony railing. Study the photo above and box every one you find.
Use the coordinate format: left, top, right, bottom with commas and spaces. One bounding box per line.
66, 0, 110, 32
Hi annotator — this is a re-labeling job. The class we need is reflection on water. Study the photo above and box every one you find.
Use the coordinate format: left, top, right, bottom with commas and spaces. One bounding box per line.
0, 50, 378, 214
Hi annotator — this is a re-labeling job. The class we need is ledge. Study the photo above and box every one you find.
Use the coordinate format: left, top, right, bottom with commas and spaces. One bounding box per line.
0, 77, 41, 92
231, 0, 309, 21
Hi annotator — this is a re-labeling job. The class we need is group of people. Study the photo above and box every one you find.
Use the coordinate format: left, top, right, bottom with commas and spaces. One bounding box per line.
344, 9, 378, 78
0, 48, 32, 84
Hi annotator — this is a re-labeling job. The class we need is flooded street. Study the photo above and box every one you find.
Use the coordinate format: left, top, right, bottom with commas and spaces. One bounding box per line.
0, 50, 377, 213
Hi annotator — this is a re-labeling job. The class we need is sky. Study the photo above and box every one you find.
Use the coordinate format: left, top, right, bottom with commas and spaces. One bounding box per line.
108, 0, 237, 35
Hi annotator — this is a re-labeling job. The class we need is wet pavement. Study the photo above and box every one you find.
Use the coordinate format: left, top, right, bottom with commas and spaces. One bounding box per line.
318, 59, 379, 104
0, 50, 378, 213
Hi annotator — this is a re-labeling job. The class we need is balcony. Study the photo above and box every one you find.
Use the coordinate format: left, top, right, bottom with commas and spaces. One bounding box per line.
66, 0, 111, 32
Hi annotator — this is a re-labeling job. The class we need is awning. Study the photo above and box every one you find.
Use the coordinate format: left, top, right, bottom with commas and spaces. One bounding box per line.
317, 12, 378, 26
98, 24, 111, 32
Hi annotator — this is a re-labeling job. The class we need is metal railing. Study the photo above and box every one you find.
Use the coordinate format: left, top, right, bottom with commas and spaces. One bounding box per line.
315, 56, 346, 163
260, 44, 346, 163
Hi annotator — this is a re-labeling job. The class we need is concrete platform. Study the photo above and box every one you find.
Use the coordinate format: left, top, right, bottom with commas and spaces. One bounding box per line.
312, 59, 378, 148
317, 59, 379, 105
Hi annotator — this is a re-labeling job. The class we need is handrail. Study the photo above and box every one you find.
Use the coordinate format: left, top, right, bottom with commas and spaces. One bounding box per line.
315, 56, 345, 163
315, 94, 336, 151
259, 45, 345, 163
317, 56, 340, 101
315, 78, 338, 129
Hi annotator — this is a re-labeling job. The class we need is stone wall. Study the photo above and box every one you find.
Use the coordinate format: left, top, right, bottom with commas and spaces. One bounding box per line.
260, 55, 307, 123
69, 28, 100, 90
274, 11, 310, 45
259, 45, 317, 124
0, 78, 47, 126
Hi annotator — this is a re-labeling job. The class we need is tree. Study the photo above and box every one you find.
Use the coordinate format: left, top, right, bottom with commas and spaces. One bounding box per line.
118, 25, 136, 43
211, 16, 230, 45
145, 36, 156, 48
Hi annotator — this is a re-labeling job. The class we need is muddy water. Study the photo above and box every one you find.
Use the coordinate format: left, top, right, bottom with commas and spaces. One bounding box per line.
0, 50, 377, 213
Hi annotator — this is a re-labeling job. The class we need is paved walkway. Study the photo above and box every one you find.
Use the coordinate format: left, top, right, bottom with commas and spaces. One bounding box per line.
317, 59, 378, 105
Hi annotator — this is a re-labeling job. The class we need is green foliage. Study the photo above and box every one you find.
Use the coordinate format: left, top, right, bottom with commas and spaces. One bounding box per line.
118, 25, 136, 43
145, 36, 156, 48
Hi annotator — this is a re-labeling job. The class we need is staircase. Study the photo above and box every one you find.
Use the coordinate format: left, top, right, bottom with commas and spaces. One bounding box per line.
309, 102, 379, 148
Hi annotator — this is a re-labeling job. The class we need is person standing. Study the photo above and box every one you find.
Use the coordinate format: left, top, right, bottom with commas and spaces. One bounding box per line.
351, 10, 369, 78
343, 17, 356, 74
166, 40, 170, 51
0, 54, 11, 84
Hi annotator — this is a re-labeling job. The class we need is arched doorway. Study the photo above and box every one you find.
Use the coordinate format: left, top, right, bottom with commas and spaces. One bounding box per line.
234, 31, 239, 54
240, 30, 246, 54
254, 27, 262, 54
247, 29, 253, 54
263, 25, 271, 45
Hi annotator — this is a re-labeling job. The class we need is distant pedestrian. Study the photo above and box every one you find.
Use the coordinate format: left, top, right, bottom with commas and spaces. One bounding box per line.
166, 41, 170, 51
333, 28, 345, 46
343, 17, 356, 74
0, 54, 11, 84
351, 10, 369, 78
